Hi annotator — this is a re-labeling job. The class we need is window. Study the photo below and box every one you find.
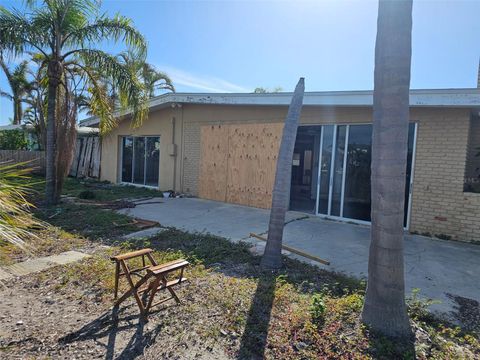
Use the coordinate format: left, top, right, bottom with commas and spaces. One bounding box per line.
121, 136, 160, 187
465, 117, 480, 193
463, 117, 480, 193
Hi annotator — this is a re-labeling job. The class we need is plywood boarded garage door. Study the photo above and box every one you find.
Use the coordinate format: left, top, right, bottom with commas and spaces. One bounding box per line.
199, 123, 283, 209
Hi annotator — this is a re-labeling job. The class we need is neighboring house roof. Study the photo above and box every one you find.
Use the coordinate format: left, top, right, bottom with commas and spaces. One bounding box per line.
0, 124, 99, 136
80, 88, 480, 127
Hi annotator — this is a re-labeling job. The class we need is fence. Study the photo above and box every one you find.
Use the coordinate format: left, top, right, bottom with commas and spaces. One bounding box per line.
69, 136, 101, 178
0, 136, 101, 178
0, 150, 46, 173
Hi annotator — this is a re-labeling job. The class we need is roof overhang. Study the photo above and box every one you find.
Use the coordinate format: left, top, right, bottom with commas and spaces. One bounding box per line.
80, 88, 480, 127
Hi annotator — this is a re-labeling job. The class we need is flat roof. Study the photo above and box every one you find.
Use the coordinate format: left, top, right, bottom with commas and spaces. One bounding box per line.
81, 88, 480, 126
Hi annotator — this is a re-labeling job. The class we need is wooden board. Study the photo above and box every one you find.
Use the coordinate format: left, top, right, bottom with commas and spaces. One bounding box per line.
249, 124, 282, 208
199, 123, 283, 209
69, 136, 101, 179
198, 125, 229, 202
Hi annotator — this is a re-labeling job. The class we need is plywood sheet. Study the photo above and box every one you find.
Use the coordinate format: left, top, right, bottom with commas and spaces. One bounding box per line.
199, 122, 283, 209
249, 124, 283, 208
198, 125, 229, 201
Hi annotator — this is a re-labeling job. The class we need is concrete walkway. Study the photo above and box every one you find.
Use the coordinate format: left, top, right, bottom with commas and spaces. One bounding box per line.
0, 251, 90, 280
119, 197, 480, 316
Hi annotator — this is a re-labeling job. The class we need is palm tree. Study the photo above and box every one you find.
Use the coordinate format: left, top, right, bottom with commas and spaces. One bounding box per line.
142, 63, 174, 97
118, 51, 174, 97
0, 0, 148, 205
0, 53, 30, 125
261, 78, 304, 270
361, 0, 413, 339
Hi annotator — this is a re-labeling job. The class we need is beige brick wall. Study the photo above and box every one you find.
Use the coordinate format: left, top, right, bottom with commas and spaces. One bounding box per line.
465, 116, 480, 185
410, 109, 480, 241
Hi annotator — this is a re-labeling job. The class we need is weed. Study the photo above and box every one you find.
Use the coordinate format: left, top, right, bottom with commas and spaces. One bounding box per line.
310, 293, 326, 324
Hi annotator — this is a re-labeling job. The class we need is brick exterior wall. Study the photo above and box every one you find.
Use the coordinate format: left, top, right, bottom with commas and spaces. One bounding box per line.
180, 105, 480, 242
409, 112, 480, 241
182, 121, 202, 194
465, 116, 480, 185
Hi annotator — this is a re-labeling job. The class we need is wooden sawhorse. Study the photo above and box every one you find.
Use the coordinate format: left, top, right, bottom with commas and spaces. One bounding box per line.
111, 248, 189, 317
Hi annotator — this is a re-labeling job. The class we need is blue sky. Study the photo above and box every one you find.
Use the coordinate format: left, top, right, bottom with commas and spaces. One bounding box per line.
1, 0, 479, 124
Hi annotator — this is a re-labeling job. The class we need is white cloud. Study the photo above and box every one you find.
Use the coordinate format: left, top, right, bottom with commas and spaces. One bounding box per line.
158, 65, 250, 93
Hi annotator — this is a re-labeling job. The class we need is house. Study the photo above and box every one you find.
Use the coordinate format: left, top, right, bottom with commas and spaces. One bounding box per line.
81, 88, 480, 242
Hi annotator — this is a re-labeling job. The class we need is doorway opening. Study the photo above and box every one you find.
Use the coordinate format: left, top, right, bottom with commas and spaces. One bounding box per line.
290, 123, 417, 228
289, 126, 322, 213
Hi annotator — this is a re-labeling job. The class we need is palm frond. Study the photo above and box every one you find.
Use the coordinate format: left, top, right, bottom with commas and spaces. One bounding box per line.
0, 162, 43, 250
0, 6, 50, 57
0, 89, 13, 100
74, 49, 148, 132
63, 14, 147, 58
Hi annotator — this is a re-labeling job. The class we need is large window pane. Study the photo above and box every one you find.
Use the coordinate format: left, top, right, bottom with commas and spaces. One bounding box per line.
330, 125, 347, 216
318, 125, 334, 214
133, 137, 145, 185
343, 125, 372, 221
289, 126, 321, 213
145, 137, 160, 186
121, 137, 133, 182
404, 123, 416, 226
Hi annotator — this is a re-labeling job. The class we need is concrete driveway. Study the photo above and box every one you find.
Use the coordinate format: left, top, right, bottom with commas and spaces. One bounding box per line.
119, 197, 480, 317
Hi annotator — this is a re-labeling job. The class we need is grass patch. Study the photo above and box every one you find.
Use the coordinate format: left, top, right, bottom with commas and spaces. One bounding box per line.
0, 227, 87, 266
34, 203, 138, 240
60, 176, 161, 202
13, 174, 162, 203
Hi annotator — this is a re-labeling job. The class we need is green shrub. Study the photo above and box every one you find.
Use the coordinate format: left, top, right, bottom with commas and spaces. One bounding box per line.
78, 190, 96, 200
0, 130, 28, 150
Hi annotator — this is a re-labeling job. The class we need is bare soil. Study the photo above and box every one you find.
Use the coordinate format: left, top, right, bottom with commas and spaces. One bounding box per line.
0, 262, 232, 359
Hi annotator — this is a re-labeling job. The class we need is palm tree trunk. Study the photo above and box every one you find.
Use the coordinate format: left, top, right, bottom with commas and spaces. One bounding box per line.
13, 95, 22, 125
45, 61, 61, 205
361, 0, 413, 339
261, 78, 305, 270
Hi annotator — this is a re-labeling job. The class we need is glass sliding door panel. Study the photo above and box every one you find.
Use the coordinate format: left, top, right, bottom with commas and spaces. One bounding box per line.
290, 127, 321, 213
121, 137, 133, 182
343, 124, 372, 221
404, 123, 416, 226
145, 137, 160, 187
133, 137, 146, 185
317, 125, 334, 214
330, 125, 347, 216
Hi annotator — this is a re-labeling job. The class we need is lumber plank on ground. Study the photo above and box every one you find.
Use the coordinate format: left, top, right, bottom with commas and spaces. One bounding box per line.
249, 232, 330, 266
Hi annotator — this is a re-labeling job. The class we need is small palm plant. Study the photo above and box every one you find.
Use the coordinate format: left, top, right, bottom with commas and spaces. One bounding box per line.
0, 162, 42, 249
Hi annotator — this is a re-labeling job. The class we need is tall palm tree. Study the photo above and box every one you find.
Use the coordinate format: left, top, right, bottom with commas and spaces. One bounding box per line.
0, 53, 30, 124
361, 0, 413, 339
261, 78, 304, 270
0, 0, 148, 205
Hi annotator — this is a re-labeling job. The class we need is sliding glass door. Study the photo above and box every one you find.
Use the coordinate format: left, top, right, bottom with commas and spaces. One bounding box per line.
295, 123, 416, 227
121, 136, 160, 187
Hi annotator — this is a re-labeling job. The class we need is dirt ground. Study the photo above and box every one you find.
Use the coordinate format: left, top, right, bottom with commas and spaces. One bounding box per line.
0, 263, 232, 360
